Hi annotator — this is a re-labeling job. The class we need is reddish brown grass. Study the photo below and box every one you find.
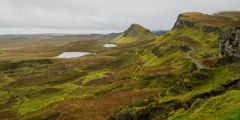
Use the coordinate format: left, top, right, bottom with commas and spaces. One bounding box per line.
145, 66, 175, 75
53, 89, 158, 120
201, 59, 216, 68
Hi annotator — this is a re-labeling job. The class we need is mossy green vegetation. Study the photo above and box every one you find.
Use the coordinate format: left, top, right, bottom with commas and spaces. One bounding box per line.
109, 12, 240, 120
170, 90, 240, 120
0, 12, 240, 120
81, 70, 110, 84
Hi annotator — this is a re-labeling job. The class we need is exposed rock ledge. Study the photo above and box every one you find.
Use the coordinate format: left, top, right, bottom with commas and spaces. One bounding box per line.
173, 14, 194, 29
219, 27, 240, 63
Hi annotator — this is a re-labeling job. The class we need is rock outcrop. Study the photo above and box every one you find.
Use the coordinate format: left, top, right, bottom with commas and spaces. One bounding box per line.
173, 14, 194, 29
202, 26, 222, 33
219, 27, 240, 63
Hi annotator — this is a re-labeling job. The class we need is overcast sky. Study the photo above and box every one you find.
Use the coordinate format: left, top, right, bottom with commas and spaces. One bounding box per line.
0, 0, 239, 34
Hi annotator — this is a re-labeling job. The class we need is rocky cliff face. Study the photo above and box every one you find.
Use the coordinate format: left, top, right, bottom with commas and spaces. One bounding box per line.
173, 14, 194, 29
219, 27, 240, 63
173, 13, 223, 33
202, 26, 222, 33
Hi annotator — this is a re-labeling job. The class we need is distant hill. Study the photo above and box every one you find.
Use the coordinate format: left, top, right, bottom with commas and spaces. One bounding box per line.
112, 24, 156, 44
0, 33, 120, 41
152, 30, 167, 35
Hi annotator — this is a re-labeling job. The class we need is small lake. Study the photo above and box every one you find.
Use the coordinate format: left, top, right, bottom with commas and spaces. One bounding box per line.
56, 52, 91, 58
103, 44, 117, 48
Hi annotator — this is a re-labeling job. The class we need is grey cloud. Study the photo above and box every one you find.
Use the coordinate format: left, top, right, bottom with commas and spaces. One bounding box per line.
0, 0, 239, 34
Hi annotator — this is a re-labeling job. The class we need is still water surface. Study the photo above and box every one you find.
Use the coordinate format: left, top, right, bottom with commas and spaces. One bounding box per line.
56, 52, 91, 58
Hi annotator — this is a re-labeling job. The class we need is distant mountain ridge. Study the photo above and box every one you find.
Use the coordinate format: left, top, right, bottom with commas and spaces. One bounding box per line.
152, 30, 167, 35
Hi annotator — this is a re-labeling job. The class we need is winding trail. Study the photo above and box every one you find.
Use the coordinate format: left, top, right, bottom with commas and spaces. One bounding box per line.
185, 49, 204, 69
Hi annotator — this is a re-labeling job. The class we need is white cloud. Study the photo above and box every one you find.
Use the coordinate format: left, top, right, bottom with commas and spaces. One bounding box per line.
0, 0, 239, 34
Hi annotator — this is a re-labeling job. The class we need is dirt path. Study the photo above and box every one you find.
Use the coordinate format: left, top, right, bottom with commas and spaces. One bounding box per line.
185, 49, 204, 69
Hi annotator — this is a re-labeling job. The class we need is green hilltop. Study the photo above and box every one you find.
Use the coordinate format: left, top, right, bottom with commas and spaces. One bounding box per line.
112, 24, 156, 44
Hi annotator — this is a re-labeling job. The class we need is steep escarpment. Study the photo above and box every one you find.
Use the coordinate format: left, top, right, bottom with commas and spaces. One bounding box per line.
173, 12, 240, 33
112, 24, 156, 44
139, 12, 225, 71
173, 13, 196, 29
110, 12, 240, 120
219, 27, 240, 63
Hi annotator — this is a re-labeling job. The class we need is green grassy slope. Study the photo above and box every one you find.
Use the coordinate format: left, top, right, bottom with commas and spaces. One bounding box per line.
110, 12, 240, 120
0, 34, 160, 120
